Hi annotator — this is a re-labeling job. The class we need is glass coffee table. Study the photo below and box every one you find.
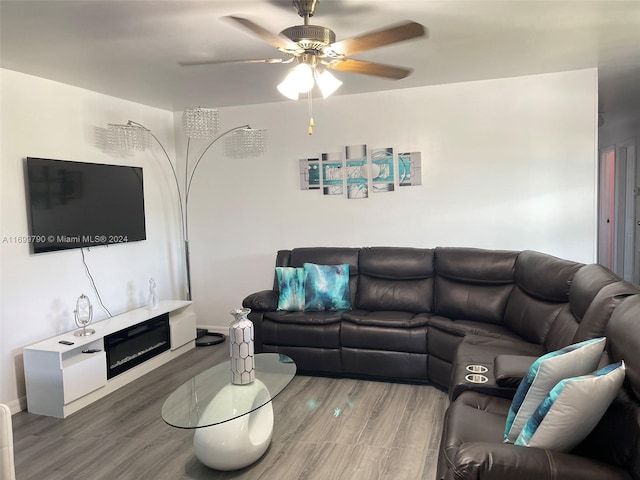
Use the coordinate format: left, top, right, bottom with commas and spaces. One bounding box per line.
162, 353, 296, 471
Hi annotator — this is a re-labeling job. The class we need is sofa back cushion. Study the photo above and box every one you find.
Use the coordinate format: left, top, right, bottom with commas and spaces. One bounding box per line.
504, 250, 582, 344
273, 249, 294, 289
572, 295, 640, 479
545, 264, 638, 352
434, 247, 517, 324
276, 247, 360, 306
356, 247, 434, 313
572, 281, 638, 343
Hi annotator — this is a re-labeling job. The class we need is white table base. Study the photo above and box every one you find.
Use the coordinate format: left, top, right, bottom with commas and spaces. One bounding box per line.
193, 379, 274, 471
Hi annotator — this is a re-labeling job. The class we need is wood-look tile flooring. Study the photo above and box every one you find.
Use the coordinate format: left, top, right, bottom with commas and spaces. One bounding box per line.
12, 343, 449, 480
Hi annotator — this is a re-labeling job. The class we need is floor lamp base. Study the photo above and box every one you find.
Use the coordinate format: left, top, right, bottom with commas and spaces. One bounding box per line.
196, 328, 226, 347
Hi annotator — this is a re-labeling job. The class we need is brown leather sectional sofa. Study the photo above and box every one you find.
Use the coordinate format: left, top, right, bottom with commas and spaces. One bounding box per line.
242, 246, 640, 479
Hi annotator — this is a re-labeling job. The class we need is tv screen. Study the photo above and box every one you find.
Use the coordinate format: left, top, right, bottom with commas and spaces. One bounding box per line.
25, 157, 146, 253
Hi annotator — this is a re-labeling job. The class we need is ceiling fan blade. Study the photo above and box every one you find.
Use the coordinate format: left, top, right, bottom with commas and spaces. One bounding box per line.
179, 58, 287, 67
329, 59, 412, 80
223, 16, 299, 52
329, 21, 426, 57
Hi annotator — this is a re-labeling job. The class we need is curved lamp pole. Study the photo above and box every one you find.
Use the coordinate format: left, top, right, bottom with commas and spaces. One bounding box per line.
107, 112, 267, 301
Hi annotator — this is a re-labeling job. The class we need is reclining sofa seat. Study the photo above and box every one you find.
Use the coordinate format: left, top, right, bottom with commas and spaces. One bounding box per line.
250, 247, 360, 374
436, 294, 640, 480
450, 262, 639, 400
340, 247, 434, 381
426, 248, 583, 387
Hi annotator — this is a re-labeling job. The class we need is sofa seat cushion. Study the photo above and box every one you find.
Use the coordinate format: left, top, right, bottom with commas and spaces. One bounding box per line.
438, 390, 512, 476
341, 311, 430, 353
455, 334, 546, 365
342, 310, 431, 327
426, 317, 524, 372
262, 311, 342, 349
446, 390, 512, 440
263, 310, 344, 325
428, 316, 523, 340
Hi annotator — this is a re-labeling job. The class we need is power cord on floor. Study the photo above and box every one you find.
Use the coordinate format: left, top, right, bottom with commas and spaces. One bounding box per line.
81, 247, 112, 317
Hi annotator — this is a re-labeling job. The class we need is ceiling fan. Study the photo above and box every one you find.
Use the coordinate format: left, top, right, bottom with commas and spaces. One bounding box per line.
180, 0, 426, 101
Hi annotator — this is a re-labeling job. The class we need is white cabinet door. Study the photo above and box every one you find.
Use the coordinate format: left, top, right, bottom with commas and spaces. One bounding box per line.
62, 352, 107, 404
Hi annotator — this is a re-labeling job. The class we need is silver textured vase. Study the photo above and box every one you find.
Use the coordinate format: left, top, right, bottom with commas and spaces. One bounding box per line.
229, 307, 255, 385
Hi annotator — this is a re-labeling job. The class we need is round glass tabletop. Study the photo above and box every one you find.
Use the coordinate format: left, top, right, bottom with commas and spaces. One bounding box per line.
161, 353, 296, 429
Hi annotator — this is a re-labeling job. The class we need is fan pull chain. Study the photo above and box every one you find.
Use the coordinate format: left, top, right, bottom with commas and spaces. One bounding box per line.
307, 91, 314, 135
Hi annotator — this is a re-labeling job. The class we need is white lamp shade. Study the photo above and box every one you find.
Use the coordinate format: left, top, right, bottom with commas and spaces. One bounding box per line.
291, 63, 314, 93
277, 63, 317, 100
315, 69, 343, 98
277, 72, 300, 100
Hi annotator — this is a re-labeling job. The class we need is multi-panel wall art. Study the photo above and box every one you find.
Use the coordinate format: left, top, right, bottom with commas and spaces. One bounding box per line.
299, 144, 421, 199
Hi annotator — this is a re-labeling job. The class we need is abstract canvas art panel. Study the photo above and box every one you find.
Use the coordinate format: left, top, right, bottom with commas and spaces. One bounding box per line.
370, 147, 395, 193
321, 151, 344, 195
398, 152, 422, 186
345, 144, 368, 199
299, 158, 320, 190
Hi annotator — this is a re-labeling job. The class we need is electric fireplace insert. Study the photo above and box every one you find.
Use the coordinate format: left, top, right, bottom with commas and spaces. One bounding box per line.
104, 313, 170, 379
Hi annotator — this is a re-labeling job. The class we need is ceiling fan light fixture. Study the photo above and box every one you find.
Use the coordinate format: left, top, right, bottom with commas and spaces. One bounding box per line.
315, 68, 342, 98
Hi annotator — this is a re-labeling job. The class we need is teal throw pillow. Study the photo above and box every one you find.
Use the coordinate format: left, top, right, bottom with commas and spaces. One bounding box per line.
303, 263, 351, 311
276, 267, 306, 311
504, 337, 606, 443
515, 361, 625, 452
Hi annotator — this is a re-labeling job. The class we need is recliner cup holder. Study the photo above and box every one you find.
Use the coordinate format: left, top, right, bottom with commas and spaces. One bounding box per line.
466, 364, 488, 374
465, 373, 488, 384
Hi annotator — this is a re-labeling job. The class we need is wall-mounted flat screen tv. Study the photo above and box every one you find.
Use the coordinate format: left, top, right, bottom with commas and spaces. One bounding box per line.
25, 157, 146, 254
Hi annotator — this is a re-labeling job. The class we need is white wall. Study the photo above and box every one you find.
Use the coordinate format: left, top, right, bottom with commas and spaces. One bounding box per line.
0, 69, 183, 411
0, 67, 598, 410
186, 69, 599, 332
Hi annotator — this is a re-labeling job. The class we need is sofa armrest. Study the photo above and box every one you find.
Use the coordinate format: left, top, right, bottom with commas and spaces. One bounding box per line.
494, 355, 538, 388
451, 442, 631, 480
242, 290, 278, 311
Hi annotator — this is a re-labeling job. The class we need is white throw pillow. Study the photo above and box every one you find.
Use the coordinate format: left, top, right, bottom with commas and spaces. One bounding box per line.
503, 337, 606, 443
515, 361, 625, 451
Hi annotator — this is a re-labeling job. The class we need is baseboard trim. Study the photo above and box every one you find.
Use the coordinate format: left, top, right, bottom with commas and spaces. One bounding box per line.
7, 396, 26, 415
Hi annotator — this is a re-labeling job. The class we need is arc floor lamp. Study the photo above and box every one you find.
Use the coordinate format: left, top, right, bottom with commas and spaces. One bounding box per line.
107, 108, 267, 343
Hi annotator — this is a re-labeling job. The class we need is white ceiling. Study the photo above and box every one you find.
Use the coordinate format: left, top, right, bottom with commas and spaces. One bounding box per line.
2, 0, 640, 120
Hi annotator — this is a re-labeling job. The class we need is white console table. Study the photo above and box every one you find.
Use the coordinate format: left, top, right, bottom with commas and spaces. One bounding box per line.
23, 300, 196, 418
